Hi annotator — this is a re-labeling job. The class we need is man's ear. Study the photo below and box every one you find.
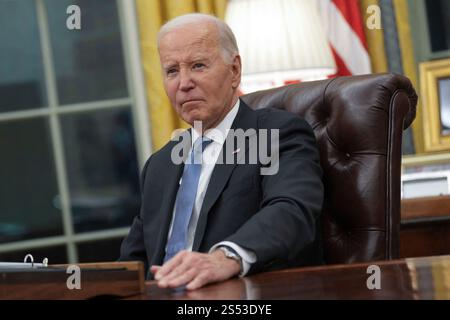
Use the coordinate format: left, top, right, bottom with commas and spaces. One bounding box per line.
231, 54, 242, 89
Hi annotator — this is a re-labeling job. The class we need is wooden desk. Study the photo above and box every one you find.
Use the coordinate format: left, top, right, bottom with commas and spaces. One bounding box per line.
0, 261, 145, 299
401, 196, 450, 257
136, 255, 450, 299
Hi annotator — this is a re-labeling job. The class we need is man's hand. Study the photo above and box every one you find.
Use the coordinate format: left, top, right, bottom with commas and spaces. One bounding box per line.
150, 250, 241, 290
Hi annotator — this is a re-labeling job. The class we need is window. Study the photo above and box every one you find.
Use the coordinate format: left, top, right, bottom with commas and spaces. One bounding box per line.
0, 0, 150, 264
0, 0, 48, 111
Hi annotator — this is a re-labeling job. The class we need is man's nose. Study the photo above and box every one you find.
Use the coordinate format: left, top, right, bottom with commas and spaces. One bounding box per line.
179, 69, 195, 91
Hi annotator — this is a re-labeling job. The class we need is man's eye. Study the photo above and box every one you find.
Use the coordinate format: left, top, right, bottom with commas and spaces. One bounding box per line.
193, 63, 205, 70
166, 69, 178, 76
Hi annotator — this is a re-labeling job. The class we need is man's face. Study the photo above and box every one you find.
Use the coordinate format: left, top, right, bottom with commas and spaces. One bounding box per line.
158, 23, 241, 130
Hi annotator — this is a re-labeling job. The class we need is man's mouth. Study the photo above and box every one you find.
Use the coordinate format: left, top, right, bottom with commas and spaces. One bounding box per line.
181, 99, 202, 108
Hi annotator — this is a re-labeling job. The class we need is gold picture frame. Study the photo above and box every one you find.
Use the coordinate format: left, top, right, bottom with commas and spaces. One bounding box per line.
420, 58, 450, 152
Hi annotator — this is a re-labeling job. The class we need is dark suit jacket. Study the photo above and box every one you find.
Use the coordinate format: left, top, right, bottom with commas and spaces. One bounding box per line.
119, 100, 324, 278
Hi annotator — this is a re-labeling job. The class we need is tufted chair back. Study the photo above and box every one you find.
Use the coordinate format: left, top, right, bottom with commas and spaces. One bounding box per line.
241, 73, 418, 264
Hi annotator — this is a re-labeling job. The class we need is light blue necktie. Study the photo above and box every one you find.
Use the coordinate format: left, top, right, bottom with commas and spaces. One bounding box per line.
163, 137, 212, 263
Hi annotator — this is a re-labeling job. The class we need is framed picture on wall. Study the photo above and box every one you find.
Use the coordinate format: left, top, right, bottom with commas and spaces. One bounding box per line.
420, 58, 450, 152
439, 77, 450, 135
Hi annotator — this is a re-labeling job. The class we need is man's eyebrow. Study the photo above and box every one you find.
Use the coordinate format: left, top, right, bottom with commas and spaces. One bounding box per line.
162, 63, 177, 70
162, 57, 210, 69
191, 57, 211, 63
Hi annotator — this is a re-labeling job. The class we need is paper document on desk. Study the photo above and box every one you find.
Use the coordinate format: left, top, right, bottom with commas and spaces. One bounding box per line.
0, 262, 48, 269
0, 254, 48, 270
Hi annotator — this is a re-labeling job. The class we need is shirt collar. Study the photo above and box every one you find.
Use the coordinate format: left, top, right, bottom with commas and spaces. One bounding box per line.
191, 99, 240, 147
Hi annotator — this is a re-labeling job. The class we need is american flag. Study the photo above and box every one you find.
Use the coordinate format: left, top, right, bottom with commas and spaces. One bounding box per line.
317, 0, 372, 77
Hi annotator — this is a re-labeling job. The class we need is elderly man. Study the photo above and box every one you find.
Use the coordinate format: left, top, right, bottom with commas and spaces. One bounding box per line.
119, 13, 324, 290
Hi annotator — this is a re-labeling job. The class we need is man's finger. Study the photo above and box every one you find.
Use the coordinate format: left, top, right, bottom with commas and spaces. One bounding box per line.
186, 273, 211, 291
158, 259, 193, 286
150, 265, 161, 275
161, 267, 198, 288
154, 251, 187, 280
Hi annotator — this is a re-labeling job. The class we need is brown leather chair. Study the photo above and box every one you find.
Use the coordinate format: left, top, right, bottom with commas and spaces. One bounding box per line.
241, 73, 418, 264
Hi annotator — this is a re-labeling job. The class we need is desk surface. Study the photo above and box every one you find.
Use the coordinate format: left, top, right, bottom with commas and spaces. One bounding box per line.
137, 255, 450, 300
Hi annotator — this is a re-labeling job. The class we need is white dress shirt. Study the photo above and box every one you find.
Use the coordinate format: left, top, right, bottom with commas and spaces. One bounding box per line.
166, 99, 256, 275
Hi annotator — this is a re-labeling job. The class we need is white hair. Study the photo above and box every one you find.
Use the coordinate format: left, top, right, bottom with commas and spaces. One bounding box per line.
157, 13, 239, 64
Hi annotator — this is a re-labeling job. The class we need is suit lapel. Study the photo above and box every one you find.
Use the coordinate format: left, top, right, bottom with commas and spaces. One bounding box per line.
192, 101, 257, 251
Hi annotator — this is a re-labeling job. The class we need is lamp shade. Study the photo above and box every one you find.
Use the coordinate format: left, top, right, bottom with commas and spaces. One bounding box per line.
225, 0, 336, 90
